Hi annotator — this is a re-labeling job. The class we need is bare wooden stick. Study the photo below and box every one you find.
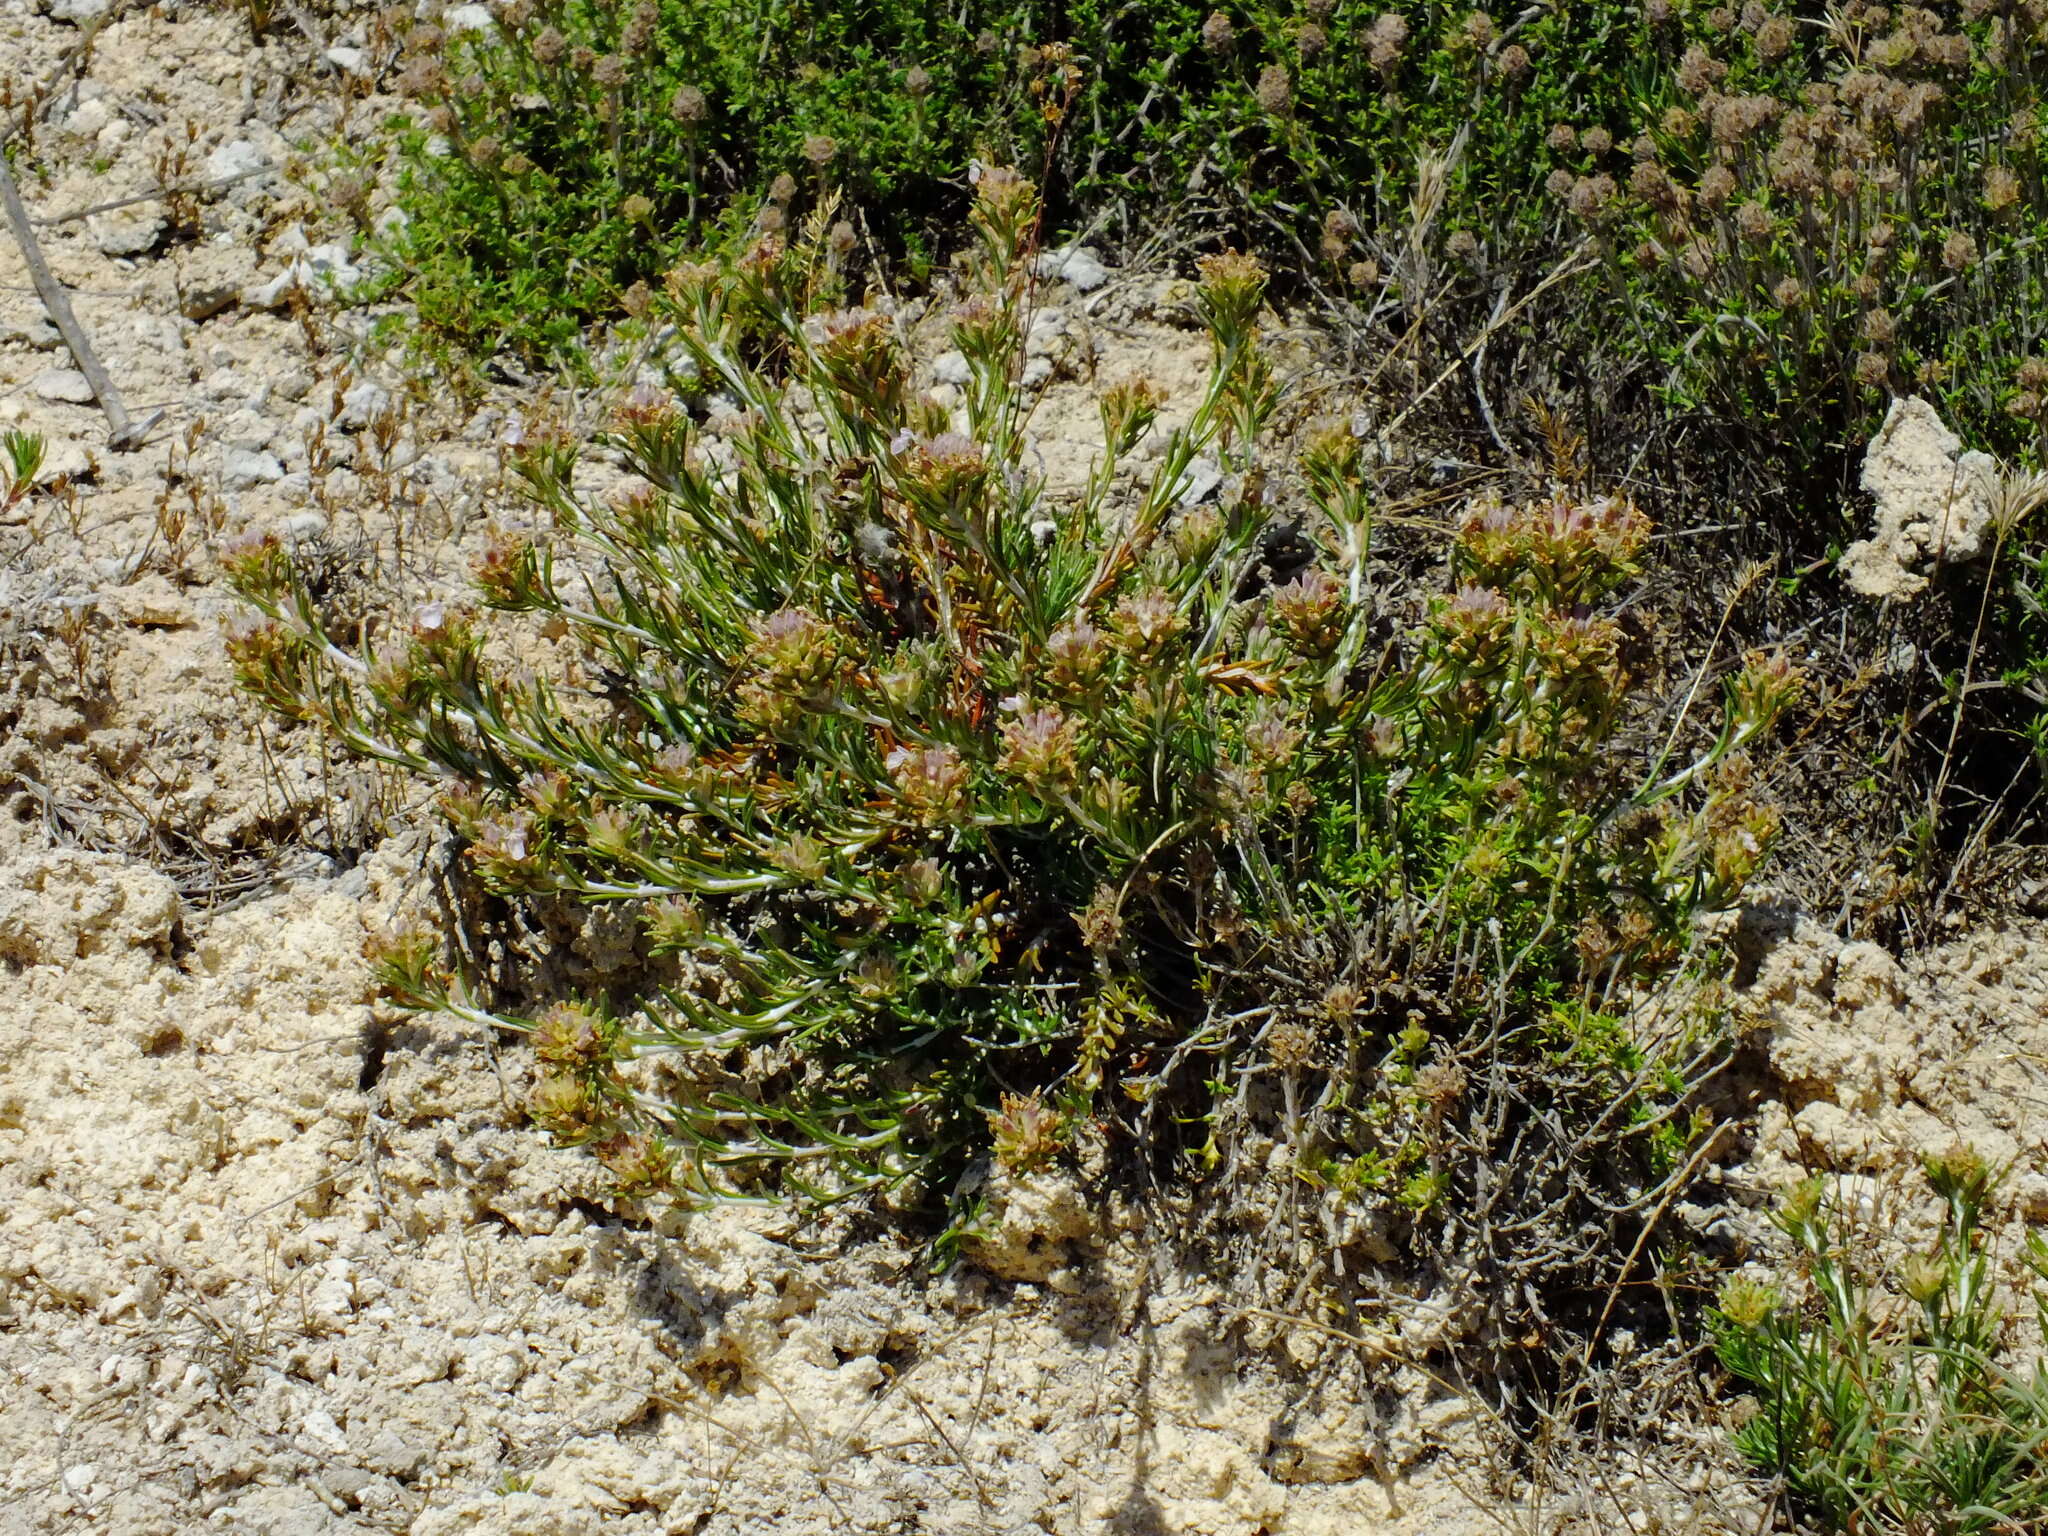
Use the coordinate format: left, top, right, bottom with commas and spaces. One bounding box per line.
0, 151, 156, 450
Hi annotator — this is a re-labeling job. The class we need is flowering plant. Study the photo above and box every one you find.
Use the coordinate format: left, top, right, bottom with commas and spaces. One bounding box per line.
230, 173, 1794, 1236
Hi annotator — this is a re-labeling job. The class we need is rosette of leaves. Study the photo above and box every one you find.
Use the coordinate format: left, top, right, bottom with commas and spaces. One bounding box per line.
229, 172, 1798, 1240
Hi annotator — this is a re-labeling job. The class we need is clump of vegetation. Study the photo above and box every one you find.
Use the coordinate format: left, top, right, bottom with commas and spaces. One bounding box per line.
372, 1, 1741, 365
378, 0, 1061, 358
1713, 1150, 2048, 1534
1571, 0, 2048, 469
228, 173, 1793, 1297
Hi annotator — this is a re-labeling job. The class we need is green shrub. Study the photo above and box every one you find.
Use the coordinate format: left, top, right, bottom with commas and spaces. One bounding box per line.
378, 0, 1057, 359
229, 176, 1793, 1253
376, 0, 1724, 363
1569, 0, 2048, 469
1713, 1150, 2048, 1534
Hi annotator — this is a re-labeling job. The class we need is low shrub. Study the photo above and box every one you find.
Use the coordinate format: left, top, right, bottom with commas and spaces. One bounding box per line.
374, 1, 1705, 365
1568, 0, 2048, 474
1713, 1150, 2048, 1534
229, 176, 1794, 1294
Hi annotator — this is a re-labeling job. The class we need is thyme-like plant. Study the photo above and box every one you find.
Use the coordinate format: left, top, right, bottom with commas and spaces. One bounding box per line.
228, 173, 1795, 1243
1713, 1151, 2048, 1534
1569, 0, 2048, 466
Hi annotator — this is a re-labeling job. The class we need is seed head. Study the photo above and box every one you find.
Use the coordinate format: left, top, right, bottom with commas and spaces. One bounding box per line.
1676, 45, 1722, 95
1255, 64, 1293, 115
1268, 568, 1346, 657
1267, 1022, 1315, 1071
1716, 1275, 1777, 1330
1110, 590, 1184, 656
997, 706, 1082, 786
1077, 883, 1123, 953
989, 1092, 1064, 1172
670, 83, 707, 122
597, 1133, 674, 1198
887, 745, 971, 825
1566, 173, 1618, 220
533, 1001, 611, 1068
1044, 620, 1110, 691
396, 57, 447, 98
1200, 10, 1235, 53
1902, 1252, 1947, 1306
529, 1073, 601, 1137
803, 133, 838, 167
1367, 12, 1409, 71
1986, 163, 2022, 212
622, 0, 657, 52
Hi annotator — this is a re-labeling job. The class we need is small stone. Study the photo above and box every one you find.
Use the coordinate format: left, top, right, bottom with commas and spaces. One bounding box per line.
444, 3, 495, 32
931, 351, 972, 387
1024, 308, 1067, 357
5, 309, 60, 350
222, 449, 285, 491
1174, 456, 1225, 507
88, 201, 165, 258
324, 45, 369, 76
320, 1467, 373, 1504
362, 1429, 427, 1479
300, 1408, 350, 1456
339, 380, 392, 429
1842, 395, 2000, 599
49, 0, 112, 20
248, 242, 363, 310
179, 287, 238, 323
33, 440, 94, 486
1035, 244, 1111, 292
58, 95, 112, 139
33, 369, 96, 406
205, 140, 273, 188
